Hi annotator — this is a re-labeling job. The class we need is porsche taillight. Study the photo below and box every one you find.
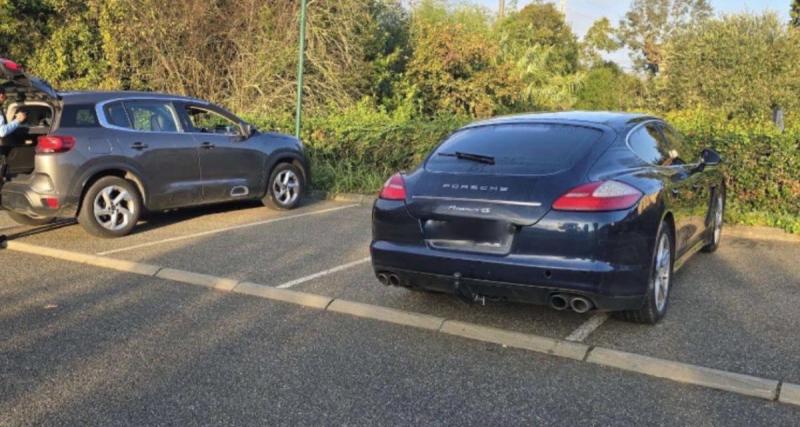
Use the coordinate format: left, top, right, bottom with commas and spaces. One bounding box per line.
552, 181, 643, 212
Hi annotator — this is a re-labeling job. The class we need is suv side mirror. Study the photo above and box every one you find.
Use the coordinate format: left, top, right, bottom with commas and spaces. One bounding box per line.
700, 148, 721, 166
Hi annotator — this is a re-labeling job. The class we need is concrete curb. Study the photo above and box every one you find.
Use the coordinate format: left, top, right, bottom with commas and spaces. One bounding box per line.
587, 347, 779, 400
725, 225, 800, 244
310, 190, 376, 205
779, 382, 800, 406
5, 240, 798, 407
440, 320, 589, 361
328, 299, 445, 331
233, 281, 333, 309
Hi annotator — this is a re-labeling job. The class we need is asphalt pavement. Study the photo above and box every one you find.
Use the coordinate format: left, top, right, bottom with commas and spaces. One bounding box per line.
1, 200, 799, 425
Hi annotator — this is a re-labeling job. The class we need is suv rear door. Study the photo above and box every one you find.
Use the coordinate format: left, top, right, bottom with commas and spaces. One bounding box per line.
178, 103, 265, 203
102, 100, 202, 210
0, 58, 58, 100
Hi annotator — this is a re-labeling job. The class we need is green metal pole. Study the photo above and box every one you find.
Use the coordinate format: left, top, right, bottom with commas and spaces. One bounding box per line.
295, 0, 308, 138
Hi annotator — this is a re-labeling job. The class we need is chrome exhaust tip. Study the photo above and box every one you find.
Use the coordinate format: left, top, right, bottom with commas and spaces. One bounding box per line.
388, 274, 401, 287
570, 297, 593, 314
377, 273, 389, 286
550, 294, 569, 311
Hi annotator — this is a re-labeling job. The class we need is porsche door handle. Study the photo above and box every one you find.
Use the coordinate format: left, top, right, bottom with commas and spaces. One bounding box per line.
201, 142, 216, 149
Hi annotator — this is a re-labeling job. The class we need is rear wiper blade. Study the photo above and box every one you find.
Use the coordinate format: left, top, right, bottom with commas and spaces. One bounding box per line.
438, 151, 495, 165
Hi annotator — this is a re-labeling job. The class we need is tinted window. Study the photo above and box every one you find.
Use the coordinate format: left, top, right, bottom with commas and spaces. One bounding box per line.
628, 124, 668, 165
124, 101, 179, 132
104, 102, 131, 128
426, 124, 602, 175
60, 104, 98, 128
185, 106, 239, 135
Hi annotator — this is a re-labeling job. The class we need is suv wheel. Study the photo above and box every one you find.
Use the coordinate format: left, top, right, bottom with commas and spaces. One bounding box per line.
263, 163, 304, 210
7, 211, 55, 227
78, 176, 142, 238
615, 221, 673, 324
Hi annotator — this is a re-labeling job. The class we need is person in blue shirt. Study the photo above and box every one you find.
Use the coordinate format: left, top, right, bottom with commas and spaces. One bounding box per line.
0, 87, 26, 137
0, 86, 26, 183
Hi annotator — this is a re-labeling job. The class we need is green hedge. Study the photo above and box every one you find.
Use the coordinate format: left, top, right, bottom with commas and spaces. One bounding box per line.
247, 106, 800, 233
666, 110, 800, 233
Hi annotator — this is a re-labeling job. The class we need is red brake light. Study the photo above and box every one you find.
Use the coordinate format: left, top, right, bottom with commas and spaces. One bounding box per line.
379, 173, 407, 201
0, 58, 23, 73
552, 181, 643, 212
36, 135, 76, 154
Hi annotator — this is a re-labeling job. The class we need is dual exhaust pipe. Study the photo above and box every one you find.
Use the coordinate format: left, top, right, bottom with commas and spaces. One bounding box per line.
377, 272, 401, 287
550, 294, 593, 314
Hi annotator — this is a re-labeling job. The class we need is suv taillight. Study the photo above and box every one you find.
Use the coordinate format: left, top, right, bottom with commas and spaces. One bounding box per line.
552, 181, 643, 212
0, 58, 23, 73
36, 135, 76, 154
379, 173, 407, 201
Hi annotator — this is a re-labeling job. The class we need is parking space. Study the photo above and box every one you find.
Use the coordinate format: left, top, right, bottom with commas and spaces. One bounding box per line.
4, 252, 797, 424
586, 236, 800, 383
3, 198, 800, 410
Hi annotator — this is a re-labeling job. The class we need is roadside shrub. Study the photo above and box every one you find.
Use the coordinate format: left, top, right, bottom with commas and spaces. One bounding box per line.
247, 106, 799, 233
666, 109, 800, 233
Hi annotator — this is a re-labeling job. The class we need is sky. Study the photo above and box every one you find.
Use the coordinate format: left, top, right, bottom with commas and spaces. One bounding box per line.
475, 0, 793, 69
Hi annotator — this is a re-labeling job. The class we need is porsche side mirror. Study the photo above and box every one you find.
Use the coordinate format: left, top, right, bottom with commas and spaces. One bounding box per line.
700, 148, 721, 166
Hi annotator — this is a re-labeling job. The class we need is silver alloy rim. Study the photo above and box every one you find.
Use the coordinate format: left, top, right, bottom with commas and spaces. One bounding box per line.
273, 169, 299, 205
93, 185, 135, 231
713, 194, 723, 244
654, 233, 671, 312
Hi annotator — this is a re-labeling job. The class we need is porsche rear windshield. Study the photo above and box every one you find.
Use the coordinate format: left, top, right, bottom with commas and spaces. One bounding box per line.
426, 123, 603, 175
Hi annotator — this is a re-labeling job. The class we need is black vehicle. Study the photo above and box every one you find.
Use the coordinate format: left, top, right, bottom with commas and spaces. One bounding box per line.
371, 112, 725, 324
0, 58, 309, 237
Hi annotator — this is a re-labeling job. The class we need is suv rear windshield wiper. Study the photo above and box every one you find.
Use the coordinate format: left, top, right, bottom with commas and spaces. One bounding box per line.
437, 151, 495, 165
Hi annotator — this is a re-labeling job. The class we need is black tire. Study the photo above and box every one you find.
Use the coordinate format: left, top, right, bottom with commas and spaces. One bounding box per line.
78, 176, 142, 238
702, 188, 725, 253
262, 162, 304, 210
615, 221, 674, 324
7, 211, 55, 226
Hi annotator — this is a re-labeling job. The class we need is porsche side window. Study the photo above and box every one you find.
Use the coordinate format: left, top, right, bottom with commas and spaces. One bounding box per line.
628, 124, 668, 165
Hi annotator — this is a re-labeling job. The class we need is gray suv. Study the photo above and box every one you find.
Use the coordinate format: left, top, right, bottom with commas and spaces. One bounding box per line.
0, 58, 309, 237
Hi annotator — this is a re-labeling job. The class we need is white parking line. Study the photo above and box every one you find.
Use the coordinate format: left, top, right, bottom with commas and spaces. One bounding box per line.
276, 257, 371, 289
565, 313, 609, 342
96, 204, 359, 256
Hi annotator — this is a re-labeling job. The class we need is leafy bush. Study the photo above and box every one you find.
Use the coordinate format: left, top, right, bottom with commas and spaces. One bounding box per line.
666, 109, 800, 233
298, 101, 468, 193
248, 106, 800, 233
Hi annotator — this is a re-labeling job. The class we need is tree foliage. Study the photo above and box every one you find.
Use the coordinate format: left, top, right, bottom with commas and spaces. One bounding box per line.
792, 0, 800, 27
618, 0, 713, 73
497, 1, 583, 110
658, 13, 800, 119
581, 18, 620, 67
405, 1, 519, 117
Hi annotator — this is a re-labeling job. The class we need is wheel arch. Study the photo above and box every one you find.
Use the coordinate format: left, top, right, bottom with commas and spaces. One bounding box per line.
75, 167, 147, 215
267, 152, 309, 190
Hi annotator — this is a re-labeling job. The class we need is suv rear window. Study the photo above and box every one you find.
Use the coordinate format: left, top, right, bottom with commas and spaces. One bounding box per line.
425, 123, 603, 175
60, 104, 98, 128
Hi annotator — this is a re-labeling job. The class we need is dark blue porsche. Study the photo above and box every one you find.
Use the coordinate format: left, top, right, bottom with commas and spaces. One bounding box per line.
370, 112, 725, 324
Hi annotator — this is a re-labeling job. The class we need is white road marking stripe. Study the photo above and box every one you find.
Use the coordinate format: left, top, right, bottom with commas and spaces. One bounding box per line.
96, 204, 359, 256
565, 313, 609, 342
276, 257, 371, 289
